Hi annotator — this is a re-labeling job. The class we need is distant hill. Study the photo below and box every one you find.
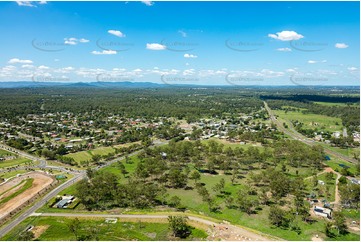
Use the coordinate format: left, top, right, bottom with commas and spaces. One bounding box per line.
0, 81, 165, 88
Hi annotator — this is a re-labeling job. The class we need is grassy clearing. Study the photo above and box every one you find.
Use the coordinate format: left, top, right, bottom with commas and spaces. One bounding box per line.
0, 157, 32, 168
1, 216, 207, 241
325, 157, 359, 176
319, 144, 359, 159
274, 110, 343, 132
313, 102, 359, 107
0, 149, 12, 156
0, 169, 28, 179
201, 138, 264, 149
64, 146, 116, 164
305, 172, 336, 202
36, 139, 359, 241
0, 178, 34, 205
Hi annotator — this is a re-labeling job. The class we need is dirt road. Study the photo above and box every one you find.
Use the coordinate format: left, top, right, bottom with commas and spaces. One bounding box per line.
34, 213, 276, 241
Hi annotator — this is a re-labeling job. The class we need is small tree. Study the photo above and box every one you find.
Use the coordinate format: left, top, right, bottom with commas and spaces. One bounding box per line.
268, 206, 291, 228
168, 215, 190, 238
333, 211, 348, 235
67, 218, 81, 240
189, 170, 201, 185
169, 195, 181, 208
18, 231, 34, 241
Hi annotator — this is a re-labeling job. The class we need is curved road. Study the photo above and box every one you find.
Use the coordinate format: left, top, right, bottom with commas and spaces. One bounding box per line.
0, 140, 169, 238
264, 102, 358, 164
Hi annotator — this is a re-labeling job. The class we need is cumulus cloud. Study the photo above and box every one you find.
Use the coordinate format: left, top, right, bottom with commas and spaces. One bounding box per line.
16, 1, 47, 7
146, 43, 166, 50
38, 65, 49, 70
16, 1, 35, 7
79, 38, 90, 43
141, 1, 154, 6
268, 30, 304, 41
276, 47, 292, 52
348, 67, 357, 71
308, 60, 327, 64
108, 30, 126, 38
184, 53, 197, 58
91, 50, 117, 55
64, 37, 89, 45
8, 58, 33, 64
335, 43, 348, 49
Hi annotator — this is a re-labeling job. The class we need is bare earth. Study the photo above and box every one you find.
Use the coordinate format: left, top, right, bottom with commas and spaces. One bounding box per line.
0, 172, 54, 220
31, 225, 50, 239
0, 181, 26, 201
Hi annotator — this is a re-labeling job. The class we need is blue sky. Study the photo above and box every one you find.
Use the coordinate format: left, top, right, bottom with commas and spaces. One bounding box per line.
0, 1, 359, 86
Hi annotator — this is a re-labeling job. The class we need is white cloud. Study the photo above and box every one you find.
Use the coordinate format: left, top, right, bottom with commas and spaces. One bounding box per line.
335, 43, 349, 49
91, 50, 117, 55
64, 38, 77, 45
16, 1, 47, 7
38, 65, 49, 70
268, 30, 304, 41
64, 37, 89, 45
184, 53, 198, 58
276, 47, 292, 52
348, 67, 357, 71
16, 1, 35, 7
308, 60, 327, 64
21, 64, 34, 68
178, 30, 187, 38
54, 59, 60, 62
79, 38, 90, 43
108, 30, 126, 38
8, 58, 33, 64
146, 43, 166, 50
141, 1, 154, 6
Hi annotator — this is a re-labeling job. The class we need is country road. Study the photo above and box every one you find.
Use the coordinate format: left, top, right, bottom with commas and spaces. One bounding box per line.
264, 101, 358, 164
0, 140, 169, 238
0, 173, 85, 237
30, 212, 274, 241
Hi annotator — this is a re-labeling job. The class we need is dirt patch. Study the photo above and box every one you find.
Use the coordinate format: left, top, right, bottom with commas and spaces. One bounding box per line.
32, 225, 50, 239
311, 235, 323, 241
207, 224, 271, 241
0, 172, 54, 221
0, 180, 26, 200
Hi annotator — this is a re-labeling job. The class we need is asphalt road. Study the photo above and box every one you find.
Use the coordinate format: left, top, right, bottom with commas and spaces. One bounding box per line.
0, 140, 169, 238
264, 101, 358, 164
0, 173, 85, 236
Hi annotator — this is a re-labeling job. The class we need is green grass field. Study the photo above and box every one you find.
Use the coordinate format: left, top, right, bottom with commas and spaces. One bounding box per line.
0, 169, 28, 179
0, 157, 32, 168
313, 102, 359, 107
1, 216, 207, 241
274, 110, 343, 132
0, 149, 12, 156
64, 146, 115, 164
35, 139, 360, 241
324, 157, 359, 176
305, 172, 336, 202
